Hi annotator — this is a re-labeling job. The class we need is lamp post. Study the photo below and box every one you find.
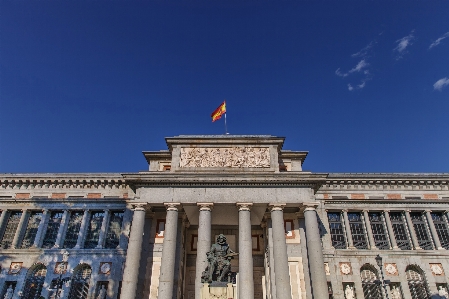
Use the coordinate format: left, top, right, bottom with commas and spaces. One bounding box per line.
375, 255, 390, 299
53, 250, 71, 299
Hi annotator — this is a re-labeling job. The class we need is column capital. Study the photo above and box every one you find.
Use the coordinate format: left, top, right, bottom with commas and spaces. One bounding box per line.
424, 209, 432, 213
164, 202, 181, 211
405, 209, 412, 213
237, 203, 253, 211
384, 209, 390, 213
269, 203, 286, 212
362, 209, 370, 213
301, 202, 319, 212
197, 203, 213, 211
130, 202, 150, 212
342, 209, 349, 212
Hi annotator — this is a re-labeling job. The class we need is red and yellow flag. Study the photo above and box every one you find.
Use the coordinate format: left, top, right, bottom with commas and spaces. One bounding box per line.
211, 101, 226, 122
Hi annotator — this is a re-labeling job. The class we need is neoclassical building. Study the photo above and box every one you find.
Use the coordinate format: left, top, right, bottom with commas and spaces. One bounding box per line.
0, 135, 448, 299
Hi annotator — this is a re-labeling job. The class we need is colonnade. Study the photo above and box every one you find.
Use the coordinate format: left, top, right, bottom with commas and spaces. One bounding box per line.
340, 209, 446, 250
0, 208, 117, 250
120, 202, 328, 299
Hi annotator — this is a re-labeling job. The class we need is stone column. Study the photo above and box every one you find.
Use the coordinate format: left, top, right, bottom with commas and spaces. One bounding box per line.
425, 210, 443, 250
0, 210, 9, 238
302, 203, 329, 299
267, 218, 277, 299
342, 210, 355, 249
96, 209, 110, 249
11, 209, 29, 249
54, 210, 69, 248
269, 204, 292, 299
33, 209, 49, 248
363, 210, 377, 249
405, 210, 422, 250
158, 203, 181, 299
74, 210, 90, 249
383, 211, 398, 250
119, 203, 148, 299
237, 203, 254, 299
195, 203, 213, 299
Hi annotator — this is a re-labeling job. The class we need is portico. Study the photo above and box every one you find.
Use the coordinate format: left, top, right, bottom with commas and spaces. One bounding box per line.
120, 135, 328, 299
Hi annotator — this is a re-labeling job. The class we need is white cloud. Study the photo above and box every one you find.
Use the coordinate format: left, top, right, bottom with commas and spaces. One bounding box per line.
433, 77, 449, 91
358, 81, 366, 89
429, 32, 449, 49
349, 59, 369, 73
348, 84, 354, 91
352, 41, 375, 58
394, 30, 415, 59
335, 68, 348, 77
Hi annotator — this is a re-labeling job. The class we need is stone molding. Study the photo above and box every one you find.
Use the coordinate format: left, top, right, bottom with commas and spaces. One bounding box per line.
0, 177, 128, 190
321, 177, 449, 191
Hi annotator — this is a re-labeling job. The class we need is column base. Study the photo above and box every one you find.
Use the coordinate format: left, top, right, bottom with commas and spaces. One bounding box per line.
437, 247, 445, 250
348, 246, 357, 250
200, 283, 235, 299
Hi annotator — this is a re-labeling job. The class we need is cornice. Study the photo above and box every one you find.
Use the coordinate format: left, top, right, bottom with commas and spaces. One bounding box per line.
122, 172, 328, 189
0, 174, 128, 190
320, 175, 449, 191
323, 199, 449, 205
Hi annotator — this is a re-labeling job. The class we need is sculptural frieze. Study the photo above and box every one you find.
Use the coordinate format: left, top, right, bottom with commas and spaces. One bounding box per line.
179, 147, 270, 168
201, 234, 238, 285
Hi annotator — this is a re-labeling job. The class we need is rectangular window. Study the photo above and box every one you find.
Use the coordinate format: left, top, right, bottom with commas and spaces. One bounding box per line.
431, 212, 449, 249
389, 212, 412, 250
42, 211, 63, 249
0, 211, 22, 249
369, 212, 390, 250
327, 212, 346, 249
63, 211, 84, 249
348, 212, 368, 249
105, 211, 124, 249
84, 211, 105, 249
20, 212, 43, 249
410, 212, 433, 250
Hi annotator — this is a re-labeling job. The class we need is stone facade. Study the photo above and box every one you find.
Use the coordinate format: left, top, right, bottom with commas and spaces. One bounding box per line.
0, 135, 448, 299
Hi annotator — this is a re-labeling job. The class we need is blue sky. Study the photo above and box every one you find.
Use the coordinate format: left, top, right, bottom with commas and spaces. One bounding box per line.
1, 0, 448, 173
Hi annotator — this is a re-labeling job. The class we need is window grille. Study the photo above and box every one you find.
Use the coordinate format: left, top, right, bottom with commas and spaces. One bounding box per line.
42, 211, 63, 249
84, 212, 104, 249
95, 281, 109, 299
348, 212, 368, 249
20, 212, 42, 249
105, 211, 124, 249
410, 212, 433, 250
360, 265, 382, 299
369, 212, 390, 250
389, 212, 412, 250
63, 211, 84, 249
22, 264, 47, 299
406, 266, 429, 299
431, 212, 449, 249
327, 212, 346, 249
68, 265, 92, 299
0, 211, 22, 249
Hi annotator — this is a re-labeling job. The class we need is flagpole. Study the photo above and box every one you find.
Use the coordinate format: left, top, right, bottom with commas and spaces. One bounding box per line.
224, 112, 228, 135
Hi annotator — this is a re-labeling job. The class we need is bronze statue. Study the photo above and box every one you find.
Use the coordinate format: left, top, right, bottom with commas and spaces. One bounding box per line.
201, 234, 238, 284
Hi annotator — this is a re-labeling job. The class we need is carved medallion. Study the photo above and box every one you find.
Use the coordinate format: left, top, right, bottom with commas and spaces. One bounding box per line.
54, 262, 68, 274
340, 262, 352, 275
100, 262, 112, 275
179, 147, 270, 168
9, 262, 22, 274
385, 263, 398, 275
430, 263, 444, 275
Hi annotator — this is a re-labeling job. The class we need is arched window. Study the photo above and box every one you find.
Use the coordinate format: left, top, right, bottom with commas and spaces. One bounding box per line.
68, 264, 92, 299
22, 264, 47, 299
360, 265, 382, 299
406, 265, 429, 299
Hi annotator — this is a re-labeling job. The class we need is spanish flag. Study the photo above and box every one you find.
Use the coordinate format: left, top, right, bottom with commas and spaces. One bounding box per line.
211, 101, 226, 122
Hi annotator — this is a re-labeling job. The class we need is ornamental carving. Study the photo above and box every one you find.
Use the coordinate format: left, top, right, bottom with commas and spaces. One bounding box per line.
430, 263, 444, 275
179, 147, 270, 168
340, 262, 352, 275
385, 263, 398, 275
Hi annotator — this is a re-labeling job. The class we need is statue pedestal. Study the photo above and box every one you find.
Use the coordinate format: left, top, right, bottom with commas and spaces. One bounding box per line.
200, 283, 235, 299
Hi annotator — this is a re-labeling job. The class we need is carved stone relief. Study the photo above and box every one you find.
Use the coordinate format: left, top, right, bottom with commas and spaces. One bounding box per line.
179, 147, 270, 168
340, 262, 352, 275
385, 263, 398, 275
430, 263, 444, 275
